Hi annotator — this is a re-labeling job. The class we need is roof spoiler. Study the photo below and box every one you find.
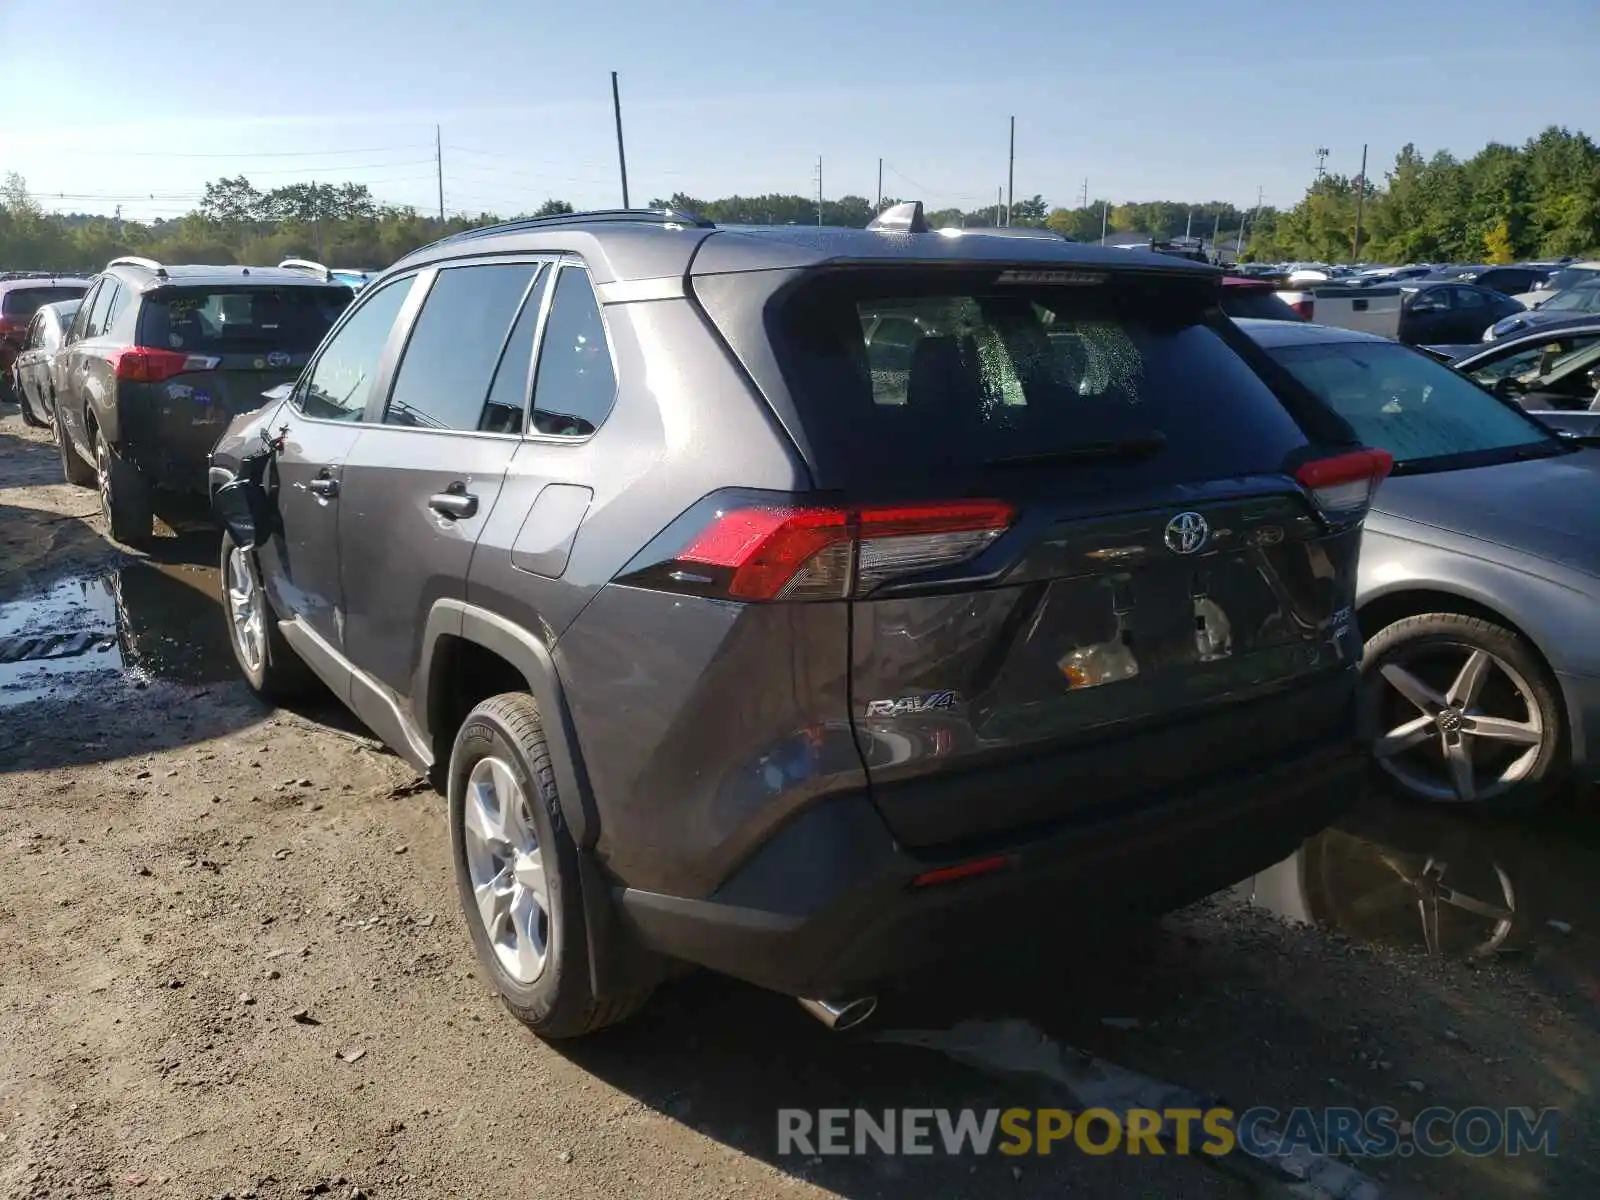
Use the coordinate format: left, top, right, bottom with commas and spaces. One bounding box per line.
866, 201, 929, 234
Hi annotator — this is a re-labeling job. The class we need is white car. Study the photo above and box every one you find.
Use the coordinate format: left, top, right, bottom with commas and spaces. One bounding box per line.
1512, 261, 1600, 309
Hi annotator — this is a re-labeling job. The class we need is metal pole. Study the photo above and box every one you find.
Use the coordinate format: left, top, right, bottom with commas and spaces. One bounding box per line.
816, 156, 823, 226
435, 124, 444, 221
1006, 116, 1015, 226
611, 72, 631, 208
996, 187, 1003, 228
1081, 178, 1088, 209
876, 158, 883, 212
1185, 208, 1193, 239
1211, 209, 1221, 259
1352, 143, 1368, 262
1100, 199, 1108, 244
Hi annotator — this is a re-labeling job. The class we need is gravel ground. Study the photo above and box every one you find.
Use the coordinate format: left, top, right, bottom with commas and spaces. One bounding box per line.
2, 408, 1597, 1200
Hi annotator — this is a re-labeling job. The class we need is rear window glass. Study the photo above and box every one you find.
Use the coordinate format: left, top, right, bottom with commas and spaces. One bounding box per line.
140, 285, 352, 354
1268, 341, 1550, 467
1220, 288, 1303, 322
770, 271, 1311, 486
2, 286, 88, 318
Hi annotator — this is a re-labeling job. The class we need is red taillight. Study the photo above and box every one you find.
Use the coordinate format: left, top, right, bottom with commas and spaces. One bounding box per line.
112, 346, 220, 384
1295, 448, 1393, 521
911, 854, 1017, 888
1288, 298, 1315, 320
673, 499, 1016, 601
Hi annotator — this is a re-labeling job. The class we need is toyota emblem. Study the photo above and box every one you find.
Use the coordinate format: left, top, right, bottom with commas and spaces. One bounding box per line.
1163, 511, 1209, 555
266, 350, 291, 368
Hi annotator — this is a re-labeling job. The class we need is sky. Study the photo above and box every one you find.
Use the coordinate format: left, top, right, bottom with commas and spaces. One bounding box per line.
3, 0, 1598, 224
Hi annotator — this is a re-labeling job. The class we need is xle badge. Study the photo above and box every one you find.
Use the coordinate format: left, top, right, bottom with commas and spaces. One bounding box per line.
865, 690, 959, 717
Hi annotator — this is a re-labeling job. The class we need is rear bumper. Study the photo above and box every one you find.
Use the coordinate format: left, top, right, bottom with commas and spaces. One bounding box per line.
1557, 670, 1600, 779
617, 740, 1365, 998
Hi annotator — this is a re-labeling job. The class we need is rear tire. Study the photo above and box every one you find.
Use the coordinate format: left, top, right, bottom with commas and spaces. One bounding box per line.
95, 430, 152, 546
56, 419, 95, 486
219, 531, 318, 701
449, 692, 652, 1038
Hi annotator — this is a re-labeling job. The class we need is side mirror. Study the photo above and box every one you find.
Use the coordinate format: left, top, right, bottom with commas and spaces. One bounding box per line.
1492, 376, 1526, 401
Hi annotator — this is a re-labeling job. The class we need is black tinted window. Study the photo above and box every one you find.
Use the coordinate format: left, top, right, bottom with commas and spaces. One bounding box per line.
1454, 287, 1488, 309
1219, 288, 1302, 321
771, 270, 1312, 486
531, 267, 616, 437
84, 282, 118, 337
298, 278, 411, 422
384, 263, 540, 432
2, 285, 88, 319
480, 269, 549, 436
141, 286, 352, 354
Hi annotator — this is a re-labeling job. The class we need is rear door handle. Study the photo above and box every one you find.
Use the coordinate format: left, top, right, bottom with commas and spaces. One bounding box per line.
307, 476, 339, 498
429, 489, 479, 519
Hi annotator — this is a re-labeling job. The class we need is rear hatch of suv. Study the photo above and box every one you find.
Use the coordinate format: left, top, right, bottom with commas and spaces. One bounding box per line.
127, 283, 352, 468
692, 260, 1387, 849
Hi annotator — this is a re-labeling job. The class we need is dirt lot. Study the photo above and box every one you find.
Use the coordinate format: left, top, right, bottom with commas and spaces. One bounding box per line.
2, 409, 1598, 1200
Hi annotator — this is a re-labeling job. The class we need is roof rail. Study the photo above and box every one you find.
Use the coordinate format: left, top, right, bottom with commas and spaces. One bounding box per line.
107, 255, 167, 278
415, 207, 715, 255
279, 258, 332, 280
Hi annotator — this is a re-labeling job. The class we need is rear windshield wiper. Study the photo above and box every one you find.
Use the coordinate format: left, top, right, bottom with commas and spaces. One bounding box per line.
983, 431, 1167, 468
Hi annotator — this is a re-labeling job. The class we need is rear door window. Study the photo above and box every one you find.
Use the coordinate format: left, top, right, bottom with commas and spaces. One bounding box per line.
83, 283, 118, 337
1, 286, 88, 319
771, 270, 1312, 486
140, 286, 352, 354
381, 262, 541, 432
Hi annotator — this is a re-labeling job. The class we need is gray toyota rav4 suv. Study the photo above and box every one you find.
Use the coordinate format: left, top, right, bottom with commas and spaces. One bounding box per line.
210, 203, 1390, 1038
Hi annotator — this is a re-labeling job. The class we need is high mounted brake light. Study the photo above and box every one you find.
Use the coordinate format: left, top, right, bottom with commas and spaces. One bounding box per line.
638, 499, 1016, 602
993, 269, 1106, 286
1295, 448, 1393, 523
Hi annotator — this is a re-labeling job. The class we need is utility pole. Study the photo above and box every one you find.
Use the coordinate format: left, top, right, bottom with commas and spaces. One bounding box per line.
1315, 146, 1330, 183
1352, 142, 1369, 262
1211, 209, 1221, 260
1185, 208, 1193, 239
996, 187, 1003, 228
611, 71, 631, 208
1006, 116, 1015, 226
814, 156, 823, 226
1239, 184, 1263, 257
1100, 198, 1109, 244
434, 124, 444, 221
1081, 178, 1089, 209
876, 157, 883, 212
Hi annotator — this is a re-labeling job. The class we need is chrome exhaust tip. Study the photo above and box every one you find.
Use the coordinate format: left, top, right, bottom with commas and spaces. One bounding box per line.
798, 995, 878, 1031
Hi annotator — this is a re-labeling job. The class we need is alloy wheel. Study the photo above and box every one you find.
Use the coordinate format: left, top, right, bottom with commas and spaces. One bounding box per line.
225, 546, 266, 676
461, 756, 550, 984
1372, 644, 1544, 803
96, 439, 112, 526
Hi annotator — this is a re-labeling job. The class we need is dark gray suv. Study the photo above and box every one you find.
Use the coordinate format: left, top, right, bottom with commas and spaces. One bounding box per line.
210, 203, 1391, 1038
54, 257, 353, 545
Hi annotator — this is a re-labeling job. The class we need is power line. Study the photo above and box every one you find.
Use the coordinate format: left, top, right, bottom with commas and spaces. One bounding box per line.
42, 143, 432, 159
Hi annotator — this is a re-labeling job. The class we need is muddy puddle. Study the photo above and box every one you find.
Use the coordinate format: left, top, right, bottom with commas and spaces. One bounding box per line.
1236, 793, 1600, 998
0, 557, 236, 707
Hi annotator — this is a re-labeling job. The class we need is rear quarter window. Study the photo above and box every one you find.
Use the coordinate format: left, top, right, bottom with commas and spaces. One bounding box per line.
766, 269, 1316, 488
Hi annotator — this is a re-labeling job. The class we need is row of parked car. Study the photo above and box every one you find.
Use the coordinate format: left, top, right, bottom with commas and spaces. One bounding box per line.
4, 205, 1599, 1041
1242, 258, 1600, 349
